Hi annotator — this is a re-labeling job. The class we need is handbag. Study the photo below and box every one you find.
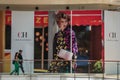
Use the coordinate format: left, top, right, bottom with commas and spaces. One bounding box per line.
57, 49, 73, 60
12, 60, 15, 64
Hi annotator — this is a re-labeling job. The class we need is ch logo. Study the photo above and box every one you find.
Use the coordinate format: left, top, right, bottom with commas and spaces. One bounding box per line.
18, 32, 27, 38
109, 32, 116, 38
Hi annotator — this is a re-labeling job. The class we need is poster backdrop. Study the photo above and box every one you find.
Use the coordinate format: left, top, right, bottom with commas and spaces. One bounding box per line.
10, 10, 103, 73
11, 11, 34, 74
104, 10, 120, 74
48, 10, 103, 73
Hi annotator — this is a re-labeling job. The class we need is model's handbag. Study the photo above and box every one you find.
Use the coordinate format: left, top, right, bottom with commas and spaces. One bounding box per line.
57, 49, 73, 60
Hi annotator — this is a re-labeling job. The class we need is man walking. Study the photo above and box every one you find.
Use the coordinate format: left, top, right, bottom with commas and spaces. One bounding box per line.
18, 49, 25, 74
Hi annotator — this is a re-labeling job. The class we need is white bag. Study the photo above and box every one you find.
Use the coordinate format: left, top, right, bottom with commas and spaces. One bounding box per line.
57, 49, 73, 60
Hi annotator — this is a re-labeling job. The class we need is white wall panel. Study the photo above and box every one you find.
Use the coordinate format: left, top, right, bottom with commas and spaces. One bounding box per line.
11, 11, 34, 74
104, 10, 120, 74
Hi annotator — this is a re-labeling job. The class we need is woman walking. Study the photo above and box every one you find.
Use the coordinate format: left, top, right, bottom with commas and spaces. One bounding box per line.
10, 52, 19, 75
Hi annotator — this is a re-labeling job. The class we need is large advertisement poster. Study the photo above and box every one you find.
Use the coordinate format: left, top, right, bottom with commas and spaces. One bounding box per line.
6, 10, 120, 75
11, 11, 34, 74
9, 10, 103, 74
33, 10, 103, 73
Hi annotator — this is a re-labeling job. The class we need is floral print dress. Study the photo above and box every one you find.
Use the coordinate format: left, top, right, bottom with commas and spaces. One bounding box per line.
49, 26, 78, 73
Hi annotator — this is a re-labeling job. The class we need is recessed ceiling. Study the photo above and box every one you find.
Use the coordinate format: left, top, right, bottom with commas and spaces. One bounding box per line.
0, 4, 120, 11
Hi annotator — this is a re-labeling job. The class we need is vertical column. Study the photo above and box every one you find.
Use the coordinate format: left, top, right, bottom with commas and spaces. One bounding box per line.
48, 11, 57, 61
41, 27, 44, 69
0, 11, 5, 72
